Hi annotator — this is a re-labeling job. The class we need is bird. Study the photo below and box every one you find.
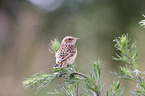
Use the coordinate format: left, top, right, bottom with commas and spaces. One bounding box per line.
54, 36, 79, 68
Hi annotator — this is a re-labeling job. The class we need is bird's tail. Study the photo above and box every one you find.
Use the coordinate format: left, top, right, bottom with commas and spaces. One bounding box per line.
53, 64, 63, 68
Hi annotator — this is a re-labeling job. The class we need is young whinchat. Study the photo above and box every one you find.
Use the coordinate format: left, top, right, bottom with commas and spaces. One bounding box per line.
54, 36, 79, 68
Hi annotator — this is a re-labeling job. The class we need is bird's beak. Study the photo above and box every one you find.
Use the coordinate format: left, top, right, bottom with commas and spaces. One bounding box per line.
76, 38, 79, 40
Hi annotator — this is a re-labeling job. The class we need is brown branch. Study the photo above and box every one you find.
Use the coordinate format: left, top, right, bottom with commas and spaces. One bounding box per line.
70, 72, 87, 78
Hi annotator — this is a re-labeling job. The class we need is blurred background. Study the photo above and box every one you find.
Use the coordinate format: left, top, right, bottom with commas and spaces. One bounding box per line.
0, 0, 145, 96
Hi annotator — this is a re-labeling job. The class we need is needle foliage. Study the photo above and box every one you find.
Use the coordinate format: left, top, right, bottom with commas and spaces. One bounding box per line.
23, 34, 145, 96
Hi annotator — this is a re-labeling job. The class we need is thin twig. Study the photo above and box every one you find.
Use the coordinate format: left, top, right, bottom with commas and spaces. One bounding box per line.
70, 72, 100, 96
70, 72, 87, 78
76, 85, 79, 96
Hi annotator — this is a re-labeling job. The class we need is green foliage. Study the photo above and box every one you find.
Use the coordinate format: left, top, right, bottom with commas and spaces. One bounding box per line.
113, 34, 145, 95
49, 38, 60, 55
139, 14, 145, 28
85, 60, 104, 96
22, 72, 59, 89
113, 34, 138, 69
131, 83, 145, 96
109, 80, 123, 96
23, 34, 145, 96
47, 84, 77, 96
46, 60, 104, 96
93, 60, 103, 82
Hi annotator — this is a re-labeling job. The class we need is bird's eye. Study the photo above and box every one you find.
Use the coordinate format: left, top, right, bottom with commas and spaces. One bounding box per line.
68, 38, 72, 40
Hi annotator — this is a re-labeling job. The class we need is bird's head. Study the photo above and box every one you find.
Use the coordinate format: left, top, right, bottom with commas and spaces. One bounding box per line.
62, 36, 79, 45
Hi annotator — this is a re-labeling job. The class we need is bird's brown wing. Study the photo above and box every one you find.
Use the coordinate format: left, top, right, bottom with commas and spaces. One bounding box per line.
54, 51, 76, 68
58, 51, 76, 64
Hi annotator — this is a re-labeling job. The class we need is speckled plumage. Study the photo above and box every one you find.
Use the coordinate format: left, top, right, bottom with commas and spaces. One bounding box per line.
54, 36, 78, 68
